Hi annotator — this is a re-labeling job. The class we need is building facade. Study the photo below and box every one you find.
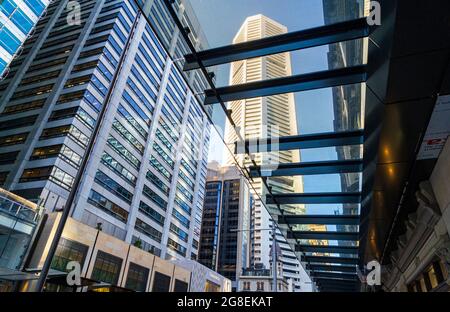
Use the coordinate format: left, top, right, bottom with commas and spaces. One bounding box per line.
223, 14, 308, 291
0, 0, 211, 262
383, 139, 450, 292
9, 212, 230, 292
0, 0, 51, 77
198, 162, 253, 290
238, 267, 290, 292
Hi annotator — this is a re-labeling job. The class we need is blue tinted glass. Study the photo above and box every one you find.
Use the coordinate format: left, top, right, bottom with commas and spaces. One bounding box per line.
11, 10, 34, 34
0, 0, 16, 16
0, 27, 21, 54
24, 0, 45, 16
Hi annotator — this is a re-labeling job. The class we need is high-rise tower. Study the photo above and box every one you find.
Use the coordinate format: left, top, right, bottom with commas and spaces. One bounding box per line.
224, 14, 308, 291
0, 0, 211, 262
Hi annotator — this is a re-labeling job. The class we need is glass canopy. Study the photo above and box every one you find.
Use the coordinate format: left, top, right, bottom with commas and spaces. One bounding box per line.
133, 0, 370, 291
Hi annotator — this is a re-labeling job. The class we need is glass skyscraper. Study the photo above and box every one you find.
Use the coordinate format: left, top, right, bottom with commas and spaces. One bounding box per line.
0, 0, 211, 261
198, 163, 253, 290
0, 0, 50, 77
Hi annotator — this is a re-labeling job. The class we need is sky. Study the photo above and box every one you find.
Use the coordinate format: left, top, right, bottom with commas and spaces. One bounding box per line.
189, 0, 352, 219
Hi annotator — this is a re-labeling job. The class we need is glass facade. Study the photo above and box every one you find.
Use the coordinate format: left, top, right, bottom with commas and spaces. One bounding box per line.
0, 0, 50, 77
0, 0, 211, 263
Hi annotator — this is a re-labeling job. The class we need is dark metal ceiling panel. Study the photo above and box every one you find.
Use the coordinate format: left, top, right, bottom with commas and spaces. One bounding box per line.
248, 159, 363, 177
283, 215, 360, 225
298, 244, 359, 254
307, 264, 357, 273
304, 255, 359, 265
312, 272, 358, 281
235, 130, 364, 154
204, 66, 367, 105
289, 231, 359, 241
267, 192, 361, 205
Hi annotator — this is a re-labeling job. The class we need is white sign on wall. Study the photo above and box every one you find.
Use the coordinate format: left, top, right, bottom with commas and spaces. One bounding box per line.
417, 95, 450, 160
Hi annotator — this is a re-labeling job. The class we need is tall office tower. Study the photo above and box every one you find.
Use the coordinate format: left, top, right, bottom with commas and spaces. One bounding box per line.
224, 14, 307, 291
198, 162, 253, 291
0, 0, 50, 78
323, 0, 369, 248
0, 0, 212, 262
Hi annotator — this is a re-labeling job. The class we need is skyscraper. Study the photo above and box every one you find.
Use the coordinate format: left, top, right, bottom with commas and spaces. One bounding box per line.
198, 162, 253, 291
0, 0, 211, 262
224, 14, 307, 291
0, 0, 50, 77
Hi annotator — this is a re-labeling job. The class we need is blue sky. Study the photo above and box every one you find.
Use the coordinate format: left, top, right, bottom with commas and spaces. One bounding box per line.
190, 0, 345, 217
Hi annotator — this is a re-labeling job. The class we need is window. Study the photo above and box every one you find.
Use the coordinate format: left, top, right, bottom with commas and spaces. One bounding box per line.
100, 152, 136, 186
20, 70, 61, 86
125, 263, 149, 292
64, 75, 92, 89
135, 218, 162, 242
94, 170, 133, 204
150, 156, 171, 182
1, 99, 45, 115
0, 133, 28, 147
0, 151, 19, 165
407, 259, 448, 292
112, 118, 144, 154
139, 201, 165, 226
40, 125, 89, 147
49, 107, 95, 129
172, 209, 190, 228
11, 84, 53, 100
19, 166, 53, 183
0, 115, 37, 131
152, 272, 170, 292
173, 279, 188, 292
167, 238, 186, 256
142, 184, 167, 210
88, 189, 129, 223
91, 251, 123, 285
146, 171, 169, 195
107, 136, 141, 169
117, 105, 148, 138
19, 166, 74, 189
56, 90, 85, 104
50, 167, 75, 190
51, 238, 88, 272
30, 144, 62, 161
170, 223, 188, 242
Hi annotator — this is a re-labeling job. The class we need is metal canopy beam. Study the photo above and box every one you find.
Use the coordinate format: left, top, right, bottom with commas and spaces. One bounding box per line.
204, 65, 367, 104
249, 159, 363, 177
297, 244, 359, 254
319, 287, 357, 292
312, 272, 358, 281
303, 255, 359, 265
288, 231, 359, 241
307, 264, 357, 273
235, 130, 364, 154
284, 215, 360, 225
316, 279, 358, 287
317, 281, 358, 290
183, 18, 369, 70
267, 192, 361, 205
